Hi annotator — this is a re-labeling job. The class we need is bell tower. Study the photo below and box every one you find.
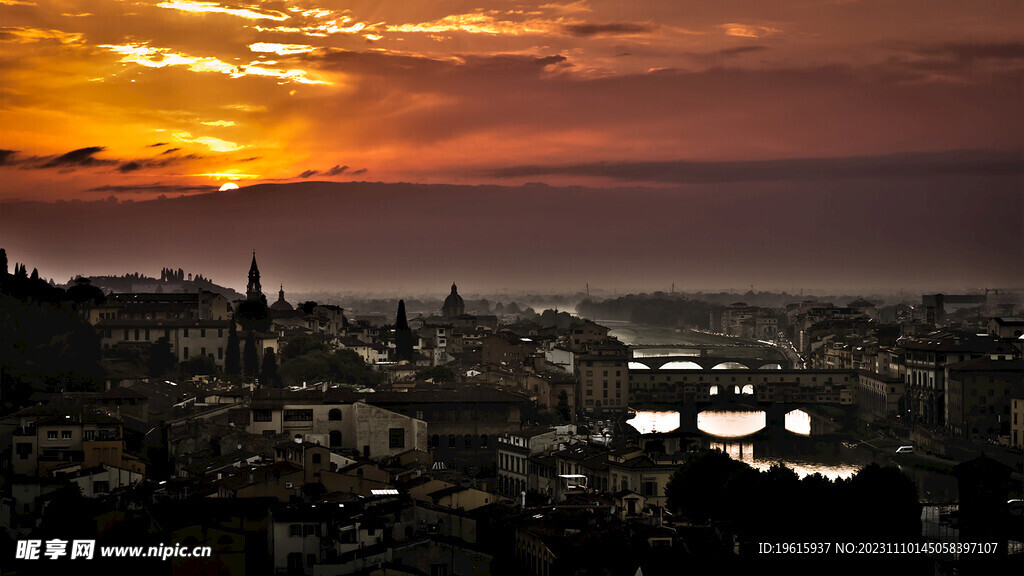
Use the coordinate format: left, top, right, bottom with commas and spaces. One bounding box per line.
246, 250, 262, 300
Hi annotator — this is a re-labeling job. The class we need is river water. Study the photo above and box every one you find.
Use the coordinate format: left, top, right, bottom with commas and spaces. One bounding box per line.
616, 321, 959, 492
627, 409, 877, 480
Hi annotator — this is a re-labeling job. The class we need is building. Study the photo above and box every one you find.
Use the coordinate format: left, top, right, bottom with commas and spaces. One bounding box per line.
442, 283, 466, 320
363, 386, 528, 470
566, 320, 610, 353
270, 285, 294, 312
629, 369, 856, 406
245, 389, 427, 460
856, 370, 906, 421
496, 426, 558, 497
606, 447, 677, 507
899, 330, 1017, 427
575, 340, 629, 415
10, 407, 144, 477
945, 358, 1024, 441
1011, 398, 1024, 449
246, 251, 262, 300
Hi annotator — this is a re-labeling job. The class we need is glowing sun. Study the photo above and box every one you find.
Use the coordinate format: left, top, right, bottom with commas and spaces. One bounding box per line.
218, 182, 239, 191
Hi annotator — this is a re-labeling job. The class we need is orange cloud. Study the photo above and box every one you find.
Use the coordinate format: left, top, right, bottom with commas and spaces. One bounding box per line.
155, 1, 289, 22
100, 42, 328, 84
720, 23, 782, 38
0, 27, 83, 44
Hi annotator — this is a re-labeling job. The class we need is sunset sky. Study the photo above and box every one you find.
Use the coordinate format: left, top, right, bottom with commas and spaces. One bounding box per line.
1, 1, 1021, 294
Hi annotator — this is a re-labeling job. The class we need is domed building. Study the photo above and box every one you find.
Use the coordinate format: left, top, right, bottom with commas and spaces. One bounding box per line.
271, 285, 293, 312
442, 283, 465, 320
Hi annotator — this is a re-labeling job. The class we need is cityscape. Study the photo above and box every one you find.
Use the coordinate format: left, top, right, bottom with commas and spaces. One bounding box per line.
2, 1, 1023, 575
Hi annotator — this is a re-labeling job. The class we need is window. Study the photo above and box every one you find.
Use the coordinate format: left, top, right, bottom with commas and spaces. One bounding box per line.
93, 481, 110, 493
389, 428, 406, 449
183, 328, 189, 337
464, 434, 472, 448
307, 554, 316, 568
328, 409, 342, 421
61, 430, 72, 440
218, 329, 223, 338
303, 525, 316, 537
290, 524, 302, 537
253, 410, 273, 422
15, 443, 32, 460
448, 434, 456, 448
218, 347, 223, 360
201, 328, 206, 338
183, 347, 189, 358
283, 410, 313, 422
47, 431, 57, 440
480, 434, 488, 448
312, 453, 321, 464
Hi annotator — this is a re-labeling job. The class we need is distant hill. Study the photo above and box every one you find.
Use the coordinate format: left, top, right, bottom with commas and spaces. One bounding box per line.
66, 273, 245, 301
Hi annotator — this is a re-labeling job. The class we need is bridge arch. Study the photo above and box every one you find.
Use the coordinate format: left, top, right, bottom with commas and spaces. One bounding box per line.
712, 362, 749, 370
627, 362, 650, 370
758, 363, 783, 370
660, 361, 703, 370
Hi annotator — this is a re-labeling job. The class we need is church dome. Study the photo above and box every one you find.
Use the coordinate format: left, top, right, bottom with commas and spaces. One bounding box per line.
271, 285, 294, 311
442, 283, 465, 319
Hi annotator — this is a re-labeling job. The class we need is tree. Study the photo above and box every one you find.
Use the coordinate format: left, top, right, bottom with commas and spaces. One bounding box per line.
179, 354, 217, 377
243, 332, 259, 383
224, 320, 241, 379
415, 365, 455, 383
148, 337, 176, 377
395, 299, 414, 362
236, 295, 271, 332
261, 347, 280, 387
281, 334, 328, 361
556, 390, 571, 421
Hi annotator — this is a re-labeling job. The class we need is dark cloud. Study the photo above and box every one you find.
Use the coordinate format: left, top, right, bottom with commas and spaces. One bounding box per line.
921, 41, 1024, 61
160, 148, 181, 155
482, 149, 1024, 184
41, 146, 115, 169
118, 161, 142, 173
350, 168, 367, 175
147, 142, 170, 147
563, 23, 655, 37
298, 165, 351, 178
715, 45, 767, 57
86, 184, 218, 194
0, 149, 17, 165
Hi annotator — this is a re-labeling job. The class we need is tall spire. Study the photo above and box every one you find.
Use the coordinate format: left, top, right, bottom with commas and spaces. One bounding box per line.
246, 251, 262, 300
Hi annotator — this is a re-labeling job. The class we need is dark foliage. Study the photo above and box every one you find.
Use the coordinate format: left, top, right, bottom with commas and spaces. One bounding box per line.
665, 450, 922, 544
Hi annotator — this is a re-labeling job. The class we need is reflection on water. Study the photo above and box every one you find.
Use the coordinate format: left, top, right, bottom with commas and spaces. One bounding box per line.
626, 411, 680, 434
785, 410, 811, 436
710, 441, 863, 480
697, 410, 766, 437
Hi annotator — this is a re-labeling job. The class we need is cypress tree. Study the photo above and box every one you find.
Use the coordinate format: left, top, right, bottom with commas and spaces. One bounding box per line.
395, 299, 414, 362
225, 319, 241, 379
243, 331, 259, 383
261, 348, 279, 388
